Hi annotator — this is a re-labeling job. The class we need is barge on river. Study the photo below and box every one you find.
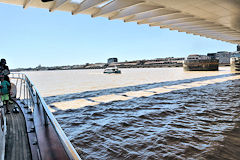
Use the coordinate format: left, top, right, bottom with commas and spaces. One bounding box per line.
183, 54, 219, 71
0, 73, 81, 160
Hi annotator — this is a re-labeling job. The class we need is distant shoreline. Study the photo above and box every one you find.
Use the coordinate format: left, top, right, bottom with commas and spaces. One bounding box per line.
11, 64, 230, 72
11, 64, 182, 72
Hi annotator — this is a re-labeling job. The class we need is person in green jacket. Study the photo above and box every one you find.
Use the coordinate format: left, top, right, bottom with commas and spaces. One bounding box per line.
0, 75, 11, 114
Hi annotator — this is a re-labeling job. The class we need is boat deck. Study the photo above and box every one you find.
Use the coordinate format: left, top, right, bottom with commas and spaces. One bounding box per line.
2, 73, 80, 160
5, 102, 32, 160
3, 99, 73, 160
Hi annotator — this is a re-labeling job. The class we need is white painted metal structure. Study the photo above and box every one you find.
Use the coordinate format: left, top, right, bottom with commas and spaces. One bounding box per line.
1, 0, 240, 43
0, 109, 6, 160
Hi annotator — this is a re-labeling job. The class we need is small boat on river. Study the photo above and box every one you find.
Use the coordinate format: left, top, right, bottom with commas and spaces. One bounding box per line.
104, 67, 121, 74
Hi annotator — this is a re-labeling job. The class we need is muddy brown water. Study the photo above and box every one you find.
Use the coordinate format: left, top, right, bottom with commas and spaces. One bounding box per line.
24, 68, 240, 159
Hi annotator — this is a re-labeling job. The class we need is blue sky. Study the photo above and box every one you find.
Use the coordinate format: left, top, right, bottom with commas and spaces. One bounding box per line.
0, 3, 236, 69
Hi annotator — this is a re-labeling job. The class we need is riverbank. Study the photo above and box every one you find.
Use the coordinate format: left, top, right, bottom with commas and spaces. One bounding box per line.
11, 57, 184, 72
11, 63, 183, 72
12, 63, 231, 72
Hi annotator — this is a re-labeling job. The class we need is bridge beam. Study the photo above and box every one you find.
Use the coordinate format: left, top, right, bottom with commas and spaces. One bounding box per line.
23, 0, 32, 9
109, 4, 162, 20
92, 0, 145, 18
150, 20, 216, 27
152, 17, 204, 26
124, 8, 179, 22
170, 24, 226, 30
160, 25, 240, 40
137, 13, 194, 24
160, 25, 235, 33
49, 0, 69, 12
72, 0, 109, 15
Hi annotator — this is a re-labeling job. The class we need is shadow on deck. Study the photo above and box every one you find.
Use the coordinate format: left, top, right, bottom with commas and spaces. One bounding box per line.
4, 99, 72, 160
5, 102, 31, 160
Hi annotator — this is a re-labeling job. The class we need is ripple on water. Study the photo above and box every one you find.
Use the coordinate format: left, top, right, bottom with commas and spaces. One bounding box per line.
53, 79, 240, 160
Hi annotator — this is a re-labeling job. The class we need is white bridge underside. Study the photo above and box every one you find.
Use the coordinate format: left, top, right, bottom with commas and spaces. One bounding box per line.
1, 0, 240, 44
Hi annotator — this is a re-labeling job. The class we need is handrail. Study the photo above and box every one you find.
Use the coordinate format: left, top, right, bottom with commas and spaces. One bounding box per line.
9, 73, 81, 160
0, 108, 6, 160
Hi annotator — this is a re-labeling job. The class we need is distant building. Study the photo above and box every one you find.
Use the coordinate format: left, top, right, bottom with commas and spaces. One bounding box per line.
149, 57, 184, 64
208, 51, 240, 64
237, 45, 240, 51
85, 63, 106, 69
207, 45, 240, 64
207, 53, 217, 60
207, 51, 231, 64
187, 54, 211, 60
107, 58, 118, 64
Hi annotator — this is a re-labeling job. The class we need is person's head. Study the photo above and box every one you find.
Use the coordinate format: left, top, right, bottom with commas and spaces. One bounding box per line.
0, 59, 6, 65
0, 75, 4, 82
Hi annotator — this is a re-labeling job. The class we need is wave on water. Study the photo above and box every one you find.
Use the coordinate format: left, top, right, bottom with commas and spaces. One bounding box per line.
48, 76, 240, 160
44, 73, 234, 104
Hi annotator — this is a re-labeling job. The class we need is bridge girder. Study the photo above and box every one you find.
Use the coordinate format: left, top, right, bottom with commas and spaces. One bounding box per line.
0, 0, 240, 44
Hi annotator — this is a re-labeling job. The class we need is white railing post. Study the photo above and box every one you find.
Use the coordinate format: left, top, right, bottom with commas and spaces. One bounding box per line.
0, 109, 6, 160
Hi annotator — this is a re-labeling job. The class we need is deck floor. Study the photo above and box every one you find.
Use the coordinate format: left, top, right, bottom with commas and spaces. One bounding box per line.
4, 103, 32, 160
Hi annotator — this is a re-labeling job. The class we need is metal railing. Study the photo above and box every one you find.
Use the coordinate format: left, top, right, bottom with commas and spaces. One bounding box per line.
0, 108, 6, 160
9, 73, 81, 160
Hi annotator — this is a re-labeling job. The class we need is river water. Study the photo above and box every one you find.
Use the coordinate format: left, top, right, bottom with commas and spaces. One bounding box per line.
24, 67, 240, 159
